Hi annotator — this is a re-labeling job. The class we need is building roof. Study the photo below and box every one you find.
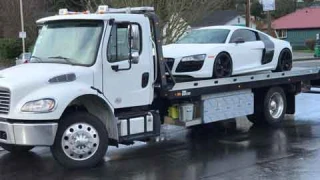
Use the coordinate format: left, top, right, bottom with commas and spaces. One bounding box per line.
190, 10, 240, 28
273, 7, 320, 30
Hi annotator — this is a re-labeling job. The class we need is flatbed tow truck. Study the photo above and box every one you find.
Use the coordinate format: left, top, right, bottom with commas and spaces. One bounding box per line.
0, 6, 319, 168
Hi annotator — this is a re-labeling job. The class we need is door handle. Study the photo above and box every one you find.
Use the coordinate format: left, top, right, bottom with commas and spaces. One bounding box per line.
141, 72, 149, 88
111, 65, 119, 72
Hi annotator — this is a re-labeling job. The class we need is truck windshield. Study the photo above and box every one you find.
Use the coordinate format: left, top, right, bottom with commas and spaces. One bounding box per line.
31, 20, 104, 66
176, 29, 230, 44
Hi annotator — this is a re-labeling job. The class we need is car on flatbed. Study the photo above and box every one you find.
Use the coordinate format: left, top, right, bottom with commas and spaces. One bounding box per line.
163, 26, 293, 79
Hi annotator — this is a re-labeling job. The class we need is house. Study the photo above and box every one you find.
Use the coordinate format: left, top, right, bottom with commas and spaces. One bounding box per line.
190, 10, 256, 29
272, 7, 320, 49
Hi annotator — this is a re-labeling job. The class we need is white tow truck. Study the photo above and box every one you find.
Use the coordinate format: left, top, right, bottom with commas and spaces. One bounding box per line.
0, 6, 319, 168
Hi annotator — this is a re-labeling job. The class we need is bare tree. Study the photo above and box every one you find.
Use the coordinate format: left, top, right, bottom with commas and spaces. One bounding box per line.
52, 0, 224, 44
1, 0, 48, 42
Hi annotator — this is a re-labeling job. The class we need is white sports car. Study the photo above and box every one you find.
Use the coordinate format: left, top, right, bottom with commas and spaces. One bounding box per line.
163, 26, 293, 79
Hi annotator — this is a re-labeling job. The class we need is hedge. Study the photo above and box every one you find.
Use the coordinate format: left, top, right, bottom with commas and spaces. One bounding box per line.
305, 39, 316, 51
0, 38, 34, 60
0, 38, 22, 59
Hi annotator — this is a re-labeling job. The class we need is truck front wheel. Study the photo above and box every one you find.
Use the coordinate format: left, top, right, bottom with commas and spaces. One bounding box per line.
0, 144, 34, 153
51, 112, 109, 168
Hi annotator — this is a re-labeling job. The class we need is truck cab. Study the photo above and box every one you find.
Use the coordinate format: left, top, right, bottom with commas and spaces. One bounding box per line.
0, 6, 164, 168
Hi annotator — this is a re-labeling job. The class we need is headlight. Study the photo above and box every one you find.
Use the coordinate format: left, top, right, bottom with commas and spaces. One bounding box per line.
21, 99, 56, 113
181, 54, 206, 62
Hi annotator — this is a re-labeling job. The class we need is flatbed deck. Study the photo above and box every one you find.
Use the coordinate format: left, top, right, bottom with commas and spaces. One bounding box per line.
162, 67, 320, 100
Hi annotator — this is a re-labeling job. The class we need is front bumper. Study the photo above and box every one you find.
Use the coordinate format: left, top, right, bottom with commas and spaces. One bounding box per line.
0, 120, 58, 146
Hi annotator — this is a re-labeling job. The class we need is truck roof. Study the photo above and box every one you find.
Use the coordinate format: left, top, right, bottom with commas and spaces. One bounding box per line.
37, 13, 146, 24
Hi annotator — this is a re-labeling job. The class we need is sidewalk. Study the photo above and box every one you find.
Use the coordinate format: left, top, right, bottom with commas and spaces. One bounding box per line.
293, 51, 315, 61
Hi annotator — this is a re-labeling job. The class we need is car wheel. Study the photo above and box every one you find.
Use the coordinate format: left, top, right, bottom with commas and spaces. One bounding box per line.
51, 112, 109, 169
0, 143, 34, 153
275, 49, 292, 72
213, 53, 233, 78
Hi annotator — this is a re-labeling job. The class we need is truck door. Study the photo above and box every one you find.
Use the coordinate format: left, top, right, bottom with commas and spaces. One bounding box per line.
102, 20, 154, 109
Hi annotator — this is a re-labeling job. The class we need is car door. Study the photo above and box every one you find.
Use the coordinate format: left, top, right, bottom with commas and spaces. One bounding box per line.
229, 29, 264, 73
102, 21, 154, 109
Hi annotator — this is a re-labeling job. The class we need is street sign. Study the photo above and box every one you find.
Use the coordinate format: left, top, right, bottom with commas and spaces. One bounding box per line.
260, 0, 275, 11
19, 31, 26, 38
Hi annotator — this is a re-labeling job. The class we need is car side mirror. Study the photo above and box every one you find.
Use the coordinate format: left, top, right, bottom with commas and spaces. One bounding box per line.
131, 52, 140, 64
235, 37, 245, 44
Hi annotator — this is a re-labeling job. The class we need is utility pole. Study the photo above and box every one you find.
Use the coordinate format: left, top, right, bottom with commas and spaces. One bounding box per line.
267, 11, 272, 35
246, 0, 251, 27
19, 0, 26, 60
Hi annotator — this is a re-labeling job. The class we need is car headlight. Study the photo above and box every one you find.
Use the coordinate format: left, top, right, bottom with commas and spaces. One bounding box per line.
21, 99, 56, 113
181, 54, 206, 62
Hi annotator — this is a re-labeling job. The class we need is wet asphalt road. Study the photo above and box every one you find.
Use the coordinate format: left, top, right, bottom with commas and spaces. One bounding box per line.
1, 61, 320, 180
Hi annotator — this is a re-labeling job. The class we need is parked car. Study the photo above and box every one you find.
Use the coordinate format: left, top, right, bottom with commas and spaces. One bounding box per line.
15, 52, 32, 65
163, 26, 293, 79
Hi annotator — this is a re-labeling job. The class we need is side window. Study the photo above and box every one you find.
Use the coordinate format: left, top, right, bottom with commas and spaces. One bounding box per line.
230, 30, 242, 43
259, 33, 270, 41
230, 29, 257, 43
107, 23, 141, 63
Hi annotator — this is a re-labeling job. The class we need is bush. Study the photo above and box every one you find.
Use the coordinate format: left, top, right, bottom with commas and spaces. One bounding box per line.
0, 38, 22, 59
305, 39, 316, 50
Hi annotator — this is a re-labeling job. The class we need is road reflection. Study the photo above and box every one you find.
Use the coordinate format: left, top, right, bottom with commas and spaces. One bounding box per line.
0, 93, 319, 179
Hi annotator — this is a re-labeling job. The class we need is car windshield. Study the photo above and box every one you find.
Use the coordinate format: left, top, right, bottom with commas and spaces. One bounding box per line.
31, 20, 104, 66
176, 29, 230, 44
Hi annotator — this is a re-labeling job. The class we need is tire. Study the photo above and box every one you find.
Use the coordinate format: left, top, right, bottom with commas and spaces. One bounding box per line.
51, 112, 109, 169
275, 49, 292, 72
0, 143, 34, 153
247, 87, 287, 126
213, 53, 233, 78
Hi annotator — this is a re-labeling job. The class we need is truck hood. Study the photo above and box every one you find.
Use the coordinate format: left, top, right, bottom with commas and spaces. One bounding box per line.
0, 63, 94, 90
162, 43, 221, 58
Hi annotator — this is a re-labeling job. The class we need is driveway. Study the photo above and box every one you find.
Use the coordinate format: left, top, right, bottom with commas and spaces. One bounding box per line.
1, 93, 320, 180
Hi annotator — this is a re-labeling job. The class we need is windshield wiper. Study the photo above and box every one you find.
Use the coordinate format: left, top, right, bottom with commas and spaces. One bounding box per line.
48, 56, 74, 65
30, 56, 43, 63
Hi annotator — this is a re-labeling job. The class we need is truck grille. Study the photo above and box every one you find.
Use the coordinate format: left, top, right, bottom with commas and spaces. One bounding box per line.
0, 88, 10, 114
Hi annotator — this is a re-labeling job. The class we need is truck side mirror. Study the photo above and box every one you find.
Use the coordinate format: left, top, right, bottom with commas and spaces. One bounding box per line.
128, 24, 141, 65
131, 52, 140, 64
130, 25, 140, 51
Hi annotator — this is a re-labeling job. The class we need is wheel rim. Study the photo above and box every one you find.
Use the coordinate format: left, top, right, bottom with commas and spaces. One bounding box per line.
268, 92, 284, 119
215, 55, 232, 77
281, 51, 292, 71
62, 123, 100, 161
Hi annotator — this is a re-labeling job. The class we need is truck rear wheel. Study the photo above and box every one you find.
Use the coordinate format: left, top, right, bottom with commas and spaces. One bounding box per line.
51, 112, 109, 169
247, 87, 287, 126
0, 143, 34, 153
